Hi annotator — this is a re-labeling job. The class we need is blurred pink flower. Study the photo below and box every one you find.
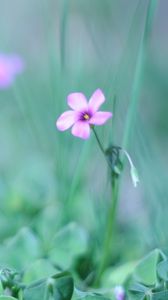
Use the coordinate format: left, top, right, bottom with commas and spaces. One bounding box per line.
114, 286, 125, 300
0, 54, 24, 89
56, 89, 112, 139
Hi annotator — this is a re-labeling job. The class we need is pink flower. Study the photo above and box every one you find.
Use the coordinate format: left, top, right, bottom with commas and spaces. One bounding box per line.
0, 54, 24, 89
56, 89, 112, 139
114, 286, 125, 300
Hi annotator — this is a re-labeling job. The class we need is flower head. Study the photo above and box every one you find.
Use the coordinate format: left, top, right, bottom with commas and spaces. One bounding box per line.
56, 89, 112, 139
0, 54, 24, 89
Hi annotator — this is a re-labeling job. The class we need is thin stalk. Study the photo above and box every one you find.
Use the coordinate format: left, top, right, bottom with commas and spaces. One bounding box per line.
94, 178, 119, 287
92, 128, 119, 286
92, 127, 112, 170
92, 127, 106, 156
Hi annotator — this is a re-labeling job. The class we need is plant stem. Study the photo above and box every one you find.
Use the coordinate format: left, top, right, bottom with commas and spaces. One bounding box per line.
92, 128, 119, 286
94, 177, 119, 287
92, 127, 106, 156
92, 127, 112, 170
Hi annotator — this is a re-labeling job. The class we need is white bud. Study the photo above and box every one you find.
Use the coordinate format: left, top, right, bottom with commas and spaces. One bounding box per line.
122, 149, 139, 188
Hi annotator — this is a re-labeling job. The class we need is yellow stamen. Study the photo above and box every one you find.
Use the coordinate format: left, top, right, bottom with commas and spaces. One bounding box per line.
83, 114, 89, 120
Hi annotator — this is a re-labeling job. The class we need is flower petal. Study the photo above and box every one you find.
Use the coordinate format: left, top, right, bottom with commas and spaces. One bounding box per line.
0, 72, 14, 88
67, 93, 88, 111
89, 111, 112, 125
56, 111, 78, 131
9, 55, 24, 74
88, 89, 105, 113
71, 121, 90, 139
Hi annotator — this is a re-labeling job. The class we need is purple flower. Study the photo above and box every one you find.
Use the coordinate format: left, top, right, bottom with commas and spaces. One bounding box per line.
0, 54, 24, 89
56, 89, 112, 139
114, 286, 125, 300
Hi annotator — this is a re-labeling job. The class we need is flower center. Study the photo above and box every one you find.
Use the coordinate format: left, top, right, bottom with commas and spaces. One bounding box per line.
80, 111, 92, 121
83, 113, 90, 120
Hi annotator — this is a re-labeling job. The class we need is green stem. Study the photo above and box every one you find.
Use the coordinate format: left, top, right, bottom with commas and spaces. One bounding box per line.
92, 127, 112, 170
94, 178, 119, 287
92, 128, 119, 286
92, 127, 106, 156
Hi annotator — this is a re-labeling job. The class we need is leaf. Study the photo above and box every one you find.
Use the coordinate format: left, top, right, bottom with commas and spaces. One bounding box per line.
151, 290, 168, 300
101, 261, 136, 286
0, 227, 41, 270
130, 282, 149, 293
23, 271, 74, 300
157, 260, 168, 281
52, 272, 74, 300
48, 223, 88, 269
72, 289, 111, 300
128, 294, 146, 300
129, 282, 151, 300
23, 259, 57, 284
23, 279, 46, 300
134, 249, 165, 286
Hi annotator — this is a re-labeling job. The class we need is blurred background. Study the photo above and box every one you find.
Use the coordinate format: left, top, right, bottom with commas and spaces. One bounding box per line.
0, 0, 168, 277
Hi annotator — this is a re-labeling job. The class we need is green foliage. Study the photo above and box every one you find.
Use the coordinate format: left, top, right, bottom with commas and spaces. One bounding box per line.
128, 249, 168, 300
0, 228, 41, 269
72, 289, 111, 300
133, 249, 165, 286
48, 223, 88, 269
23, 259, 56, 284
0, 269, 73, 300
23, 272, 74, 300
157, 260, 168, 282
0, 222, 89, 300
101, 261, 137, 286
